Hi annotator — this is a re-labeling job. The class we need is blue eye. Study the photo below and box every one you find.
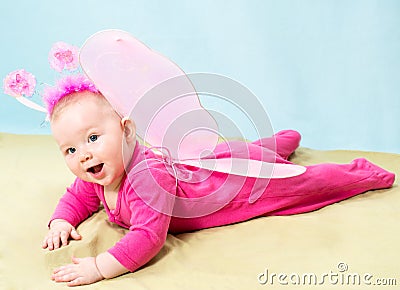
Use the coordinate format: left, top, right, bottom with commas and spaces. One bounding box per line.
89, 135, 98, 142
67, 148, 76, 154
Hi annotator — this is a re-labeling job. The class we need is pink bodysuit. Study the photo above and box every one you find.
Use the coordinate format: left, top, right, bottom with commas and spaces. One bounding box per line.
50, 130, 395, 272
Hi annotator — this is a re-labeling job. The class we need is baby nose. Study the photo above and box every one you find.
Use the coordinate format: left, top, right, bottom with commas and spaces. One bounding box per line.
79, 152, 92, 162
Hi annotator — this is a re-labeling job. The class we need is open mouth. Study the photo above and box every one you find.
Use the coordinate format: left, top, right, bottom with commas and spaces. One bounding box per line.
87, 163, 104, 175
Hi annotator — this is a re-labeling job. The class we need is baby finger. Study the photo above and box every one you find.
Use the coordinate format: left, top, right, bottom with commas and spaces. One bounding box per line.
42, 236, 50, 249
60, 231, 69, 246
52, 231, 61, 249
47, 237, 55, 250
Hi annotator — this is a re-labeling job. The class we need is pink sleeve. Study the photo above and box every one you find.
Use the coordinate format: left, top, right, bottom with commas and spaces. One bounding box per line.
50, 178, 101, 227
108, 164, 176, 272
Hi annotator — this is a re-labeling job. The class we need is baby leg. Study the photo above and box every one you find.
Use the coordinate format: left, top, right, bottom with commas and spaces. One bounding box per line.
262, 158, 395, 216
170, 158, 395, 232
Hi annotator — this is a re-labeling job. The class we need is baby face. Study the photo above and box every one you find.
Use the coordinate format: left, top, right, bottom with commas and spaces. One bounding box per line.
50, 91, 135, 191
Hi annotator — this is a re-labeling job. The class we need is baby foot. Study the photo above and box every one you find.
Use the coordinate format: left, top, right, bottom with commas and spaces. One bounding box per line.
352, 158, 395, 189
252, 130, 301, 160
274, 130, 302, 160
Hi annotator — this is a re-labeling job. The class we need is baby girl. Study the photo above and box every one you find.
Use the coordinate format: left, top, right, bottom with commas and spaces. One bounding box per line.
41, 74, 395, 287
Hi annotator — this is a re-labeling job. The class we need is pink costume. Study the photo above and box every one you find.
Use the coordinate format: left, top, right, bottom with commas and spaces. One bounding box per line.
50, 130, 395, 272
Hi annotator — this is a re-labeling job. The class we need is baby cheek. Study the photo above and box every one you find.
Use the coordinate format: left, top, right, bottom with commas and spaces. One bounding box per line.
65, 157, 81, 176
107, 139, 124, 158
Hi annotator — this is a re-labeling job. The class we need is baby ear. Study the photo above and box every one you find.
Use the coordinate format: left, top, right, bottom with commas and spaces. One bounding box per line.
121, 117, 136, 143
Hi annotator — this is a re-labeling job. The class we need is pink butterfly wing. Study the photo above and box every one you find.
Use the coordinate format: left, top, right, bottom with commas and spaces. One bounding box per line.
79, 29, 219, 160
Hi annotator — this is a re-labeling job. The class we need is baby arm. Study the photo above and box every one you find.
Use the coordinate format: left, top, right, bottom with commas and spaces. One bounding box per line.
50, 212, 169, 286
50, 165, 175, 286
42, 178, 100, 250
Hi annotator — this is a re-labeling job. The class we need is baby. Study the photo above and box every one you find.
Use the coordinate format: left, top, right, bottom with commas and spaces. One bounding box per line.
42, 74, 395, 287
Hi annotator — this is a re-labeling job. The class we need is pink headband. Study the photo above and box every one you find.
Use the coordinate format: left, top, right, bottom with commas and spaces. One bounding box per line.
42, 74, 99, 115
3, 41, 99, 116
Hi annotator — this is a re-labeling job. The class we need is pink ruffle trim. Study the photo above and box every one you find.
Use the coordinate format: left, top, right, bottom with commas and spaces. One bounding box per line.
42, 74, 99, 115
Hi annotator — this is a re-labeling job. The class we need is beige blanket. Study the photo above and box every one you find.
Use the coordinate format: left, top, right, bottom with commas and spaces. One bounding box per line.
1, 132, 398, 289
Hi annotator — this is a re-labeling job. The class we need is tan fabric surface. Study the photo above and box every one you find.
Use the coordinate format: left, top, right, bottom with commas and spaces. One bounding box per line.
1, 132, 399, 289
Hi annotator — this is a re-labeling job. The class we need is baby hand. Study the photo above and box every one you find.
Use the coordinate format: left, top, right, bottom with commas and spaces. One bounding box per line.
42, 219, 81, 250
52, 256, 104, 286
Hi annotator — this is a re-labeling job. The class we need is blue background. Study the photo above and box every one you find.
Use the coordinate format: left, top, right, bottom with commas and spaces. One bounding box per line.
1, 0, 399, 153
